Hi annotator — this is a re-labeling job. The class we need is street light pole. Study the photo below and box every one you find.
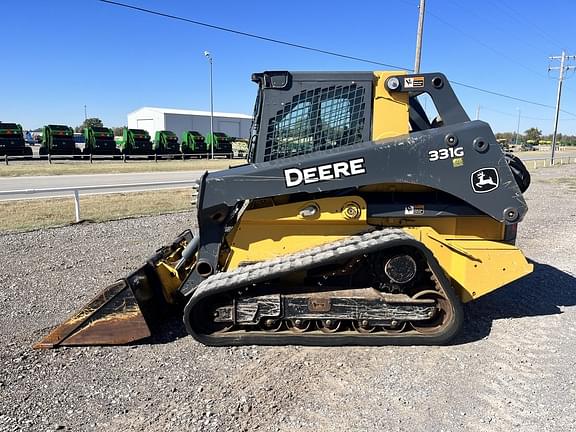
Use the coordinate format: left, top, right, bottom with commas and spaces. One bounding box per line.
204, 51, 214, 160
84, 105, 87, 121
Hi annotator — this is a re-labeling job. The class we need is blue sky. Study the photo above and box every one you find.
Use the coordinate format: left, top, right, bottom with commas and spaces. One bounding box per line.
2, 0, 576, 134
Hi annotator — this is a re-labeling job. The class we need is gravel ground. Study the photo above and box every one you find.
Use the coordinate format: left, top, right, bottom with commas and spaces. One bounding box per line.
1, 165, 575, 432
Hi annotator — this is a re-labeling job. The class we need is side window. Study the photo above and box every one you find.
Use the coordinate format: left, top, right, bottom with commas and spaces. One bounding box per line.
264, 84, 367, 161
274, 101, 312, 157
277, 101, 311, 140
320, 98, 351, 147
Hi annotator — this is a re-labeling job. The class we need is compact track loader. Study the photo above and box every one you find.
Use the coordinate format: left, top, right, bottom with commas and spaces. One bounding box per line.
35, 71, 533, 348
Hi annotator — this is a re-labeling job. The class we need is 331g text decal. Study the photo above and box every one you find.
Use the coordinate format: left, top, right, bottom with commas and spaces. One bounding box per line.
428, 147, 464, 162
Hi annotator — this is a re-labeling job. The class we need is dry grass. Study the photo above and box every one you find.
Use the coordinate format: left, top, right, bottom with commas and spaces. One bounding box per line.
0, 189, 194, 232
0, 159, 245, 177
546, 177, 576, 191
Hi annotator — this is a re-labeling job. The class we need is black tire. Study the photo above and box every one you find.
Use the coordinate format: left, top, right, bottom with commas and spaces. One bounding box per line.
505, 153, 531, 193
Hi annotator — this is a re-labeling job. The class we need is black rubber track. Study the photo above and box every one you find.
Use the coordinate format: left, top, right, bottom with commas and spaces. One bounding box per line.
183, 229, 463, 346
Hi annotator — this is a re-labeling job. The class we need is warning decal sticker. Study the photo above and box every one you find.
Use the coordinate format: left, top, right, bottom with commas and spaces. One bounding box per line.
404, 77, 425, 88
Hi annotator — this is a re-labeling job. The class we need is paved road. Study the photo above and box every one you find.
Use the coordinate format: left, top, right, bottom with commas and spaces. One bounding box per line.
0, 171, 202, 200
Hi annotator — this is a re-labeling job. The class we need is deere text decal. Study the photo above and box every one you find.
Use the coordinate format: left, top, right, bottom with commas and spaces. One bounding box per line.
284, 158, 366, 188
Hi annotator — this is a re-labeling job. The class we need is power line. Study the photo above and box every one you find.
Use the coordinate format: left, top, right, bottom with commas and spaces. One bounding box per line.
404, 0, 552, 81
481, 106, 576, 121
484, 0, 564, 52
98, 0, 407, 70
425, 9, 550, 81
450, 80, 576, 117
98, 0, 576, 118
444, 0, 552, 56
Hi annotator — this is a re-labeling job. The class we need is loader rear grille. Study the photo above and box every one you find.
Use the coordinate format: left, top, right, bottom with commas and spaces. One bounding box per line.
264, 84, 366, 161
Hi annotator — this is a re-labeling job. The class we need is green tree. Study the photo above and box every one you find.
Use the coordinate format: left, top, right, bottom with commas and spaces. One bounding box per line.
495, 132, 515, 142
75, 118, 104, 133
524, 127, 542, 143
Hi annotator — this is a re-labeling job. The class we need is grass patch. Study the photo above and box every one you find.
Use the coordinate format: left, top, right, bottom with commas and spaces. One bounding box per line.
0, 159, 245, 177
543, 177, 576, 191
0, 189, 194, 232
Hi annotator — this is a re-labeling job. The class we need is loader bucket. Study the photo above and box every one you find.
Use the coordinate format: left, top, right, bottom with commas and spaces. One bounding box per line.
33, 279, 153, 349
34, 230, 195, 349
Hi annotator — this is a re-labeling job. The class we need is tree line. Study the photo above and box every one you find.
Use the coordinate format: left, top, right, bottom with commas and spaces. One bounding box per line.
73, 118, 125, 136
496, 127, 576, 145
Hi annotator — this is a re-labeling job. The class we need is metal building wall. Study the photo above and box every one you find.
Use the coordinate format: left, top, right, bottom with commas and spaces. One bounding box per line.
128, 108, 252, 140
164, 114, 251, 139
127, 108, 165, 139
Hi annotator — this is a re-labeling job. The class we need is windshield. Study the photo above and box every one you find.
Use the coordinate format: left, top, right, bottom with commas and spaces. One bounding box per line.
49, 125, 71, 132
0, 123, 19, 131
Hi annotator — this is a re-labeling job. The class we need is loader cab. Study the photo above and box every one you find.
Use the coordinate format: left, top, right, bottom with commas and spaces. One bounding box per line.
247, 71, 468, 164
248, 71, 373, 163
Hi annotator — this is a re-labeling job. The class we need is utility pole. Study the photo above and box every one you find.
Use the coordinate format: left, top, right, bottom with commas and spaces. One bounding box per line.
204, 51, 215, 160
548, 51, 576, 164
515, 108, 521, 146
414, 0, 426, 73
475, 105, 481, 120
84, 105, 87, 121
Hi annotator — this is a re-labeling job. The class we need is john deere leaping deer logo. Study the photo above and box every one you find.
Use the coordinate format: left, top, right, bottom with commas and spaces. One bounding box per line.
471, 168, 499, 193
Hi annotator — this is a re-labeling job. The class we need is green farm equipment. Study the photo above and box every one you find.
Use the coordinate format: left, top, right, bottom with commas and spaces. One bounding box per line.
117, 128, 153, 156
40, 125, 81, 158
0, 122, 33, 158
205, 132, 233, 158
154, 130, 180, 156
181, 131, 207, 158
83, 127, 120, 156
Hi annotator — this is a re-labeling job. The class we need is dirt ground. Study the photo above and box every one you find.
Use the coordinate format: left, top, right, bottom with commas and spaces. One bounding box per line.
1, 164, 575, 432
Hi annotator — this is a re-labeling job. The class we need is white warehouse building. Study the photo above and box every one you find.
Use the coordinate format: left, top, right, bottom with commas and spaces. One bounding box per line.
127, 107, 253, 140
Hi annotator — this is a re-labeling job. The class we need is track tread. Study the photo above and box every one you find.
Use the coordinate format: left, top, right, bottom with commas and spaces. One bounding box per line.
184, 228, 463, 346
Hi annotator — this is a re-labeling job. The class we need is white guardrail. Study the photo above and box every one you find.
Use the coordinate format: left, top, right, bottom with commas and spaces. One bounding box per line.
2, 152, 238, 164
522, 156, 576, 169
0, 180, 196, 223
0, 156, 573, 224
